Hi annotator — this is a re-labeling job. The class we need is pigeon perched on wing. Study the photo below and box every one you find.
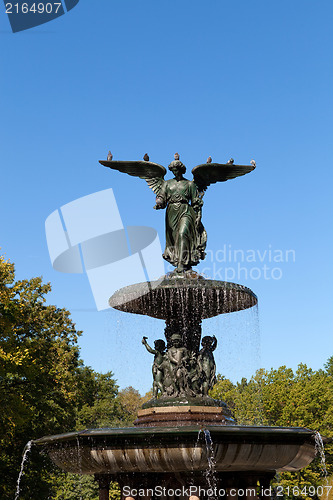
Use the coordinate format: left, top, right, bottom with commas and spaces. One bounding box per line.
206, 156, 212, 163
227, 158, 234, 164
107, 151, 113, 161
250, 159, 256, 168
143, 153, 149, 162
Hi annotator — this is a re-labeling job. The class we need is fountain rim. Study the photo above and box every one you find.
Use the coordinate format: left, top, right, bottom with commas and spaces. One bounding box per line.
33, 424, 316, 447
109, 277, 258, 319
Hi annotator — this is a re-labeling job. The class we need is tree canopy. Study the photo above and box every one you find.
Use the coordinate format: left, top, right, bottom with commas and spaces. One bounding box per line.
0, 255, 84, 498
0, 255, 149, 498
211, 363, 333, 497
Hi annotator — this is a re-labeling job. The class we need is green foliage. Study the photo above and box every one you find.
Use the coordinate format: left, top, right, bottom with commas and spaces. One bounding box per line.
0, 255, 138, 498
0, 256, 82, 499
51, 473, 121, 500
52, 473, 99, 499
117, 386, 143, 426
50, 381, 145, 497
75, 371, 147, 429
211, 363, 333, 498
76, 368, 121, 429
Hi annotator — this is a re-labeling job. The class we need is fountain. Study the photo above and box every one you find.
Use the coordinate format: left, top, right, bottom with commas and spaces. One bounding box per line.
34, 154, 317, 499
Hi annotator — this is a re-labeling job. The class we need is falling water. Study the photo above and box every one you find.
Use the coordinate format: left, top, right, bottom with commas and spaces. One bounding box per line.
314, 431, 328, 481
76, 436, 83, 500
204, 302, 261, 391
203, 430, 218, 498
203, 430, 216, 471
192, 428, 203, 469
248, 303, 263, 425
196, 428, 203, 448
14, 440, 33, 500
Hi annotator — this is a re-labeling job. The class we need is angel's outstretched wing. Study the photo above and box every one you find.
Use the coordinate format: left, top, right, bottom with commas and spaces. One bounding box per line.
192, 163, 256, 193
99, 160, 166, 196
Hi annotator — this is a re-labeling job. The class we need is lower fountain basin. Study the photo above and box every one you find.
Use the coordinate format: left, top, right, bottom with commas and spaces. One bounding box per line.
34, 425, 315, 475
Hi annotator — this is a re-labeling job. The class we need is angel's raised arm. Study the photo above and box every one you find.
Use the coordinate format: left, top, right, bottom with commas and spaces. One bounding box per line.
99, 160, 166, 208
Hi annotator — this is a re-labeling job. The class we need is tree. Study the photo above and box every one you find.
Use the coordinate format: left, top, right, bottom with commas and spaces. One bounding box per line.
0, 255, 82, 499
117, 386, 143, 426
0, 254, 146, 499
51, 376, 138, 499
211, 363, 333, 499
75, 368, 122, 429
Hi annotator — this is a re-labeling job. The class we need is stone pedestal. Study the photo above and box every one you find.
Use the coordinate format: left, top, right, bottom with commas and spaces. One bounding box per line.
134, 406, 233, 427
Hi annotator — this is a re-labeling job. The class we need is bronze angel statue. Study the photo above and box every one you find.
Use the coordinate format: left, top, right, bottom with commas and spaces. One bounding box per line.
100, 153, 255, 273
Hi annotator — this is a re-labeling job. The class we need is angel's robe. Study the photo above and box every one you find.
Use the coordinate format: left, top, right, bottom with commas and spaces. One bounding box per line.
157, 178, 207, 268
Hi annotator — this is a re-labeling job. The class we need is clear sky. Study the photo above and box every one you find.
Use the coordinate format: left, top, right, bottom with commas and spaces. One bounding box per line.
1, 0, 333, 394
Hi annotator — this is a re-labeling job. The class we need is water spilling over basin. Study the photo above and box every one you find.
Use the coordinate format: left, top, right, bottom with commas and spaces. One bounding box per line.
109, 276, 258, 320
34, 425, 315, 475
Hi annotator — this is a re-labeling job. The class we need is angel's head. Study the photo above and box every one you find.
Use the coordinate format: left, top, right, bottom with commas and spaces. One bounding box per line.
168, 160, 186, 178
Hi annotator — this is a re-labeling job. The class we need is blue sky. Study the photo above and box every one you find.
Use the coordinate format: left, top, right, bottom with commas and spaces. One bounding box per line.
1, 0, 333, 394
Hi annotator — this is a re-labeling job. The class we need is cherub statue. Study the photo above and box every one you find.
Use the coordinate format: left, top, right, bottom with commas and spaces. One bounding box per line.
198, 335, 217, 396
100, 154, 255, 273
166, 333, 190, 397
142, 337, 166, 398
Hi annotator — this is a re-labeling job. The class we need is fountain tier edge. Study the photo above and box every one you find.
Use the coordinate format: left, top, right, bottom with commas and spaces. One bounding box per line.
34, 425, 315, 475
109, 276, 258, 319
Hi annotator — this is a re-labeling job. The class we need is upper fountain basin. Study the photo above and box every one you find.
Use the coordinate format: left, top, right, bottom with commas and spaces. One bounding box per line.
109, 275, 257, 320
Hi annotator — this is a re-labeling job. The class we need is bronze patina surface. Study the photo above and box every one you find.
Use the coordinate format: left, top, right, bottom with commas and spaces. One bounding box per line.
101, 154, 255, 273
